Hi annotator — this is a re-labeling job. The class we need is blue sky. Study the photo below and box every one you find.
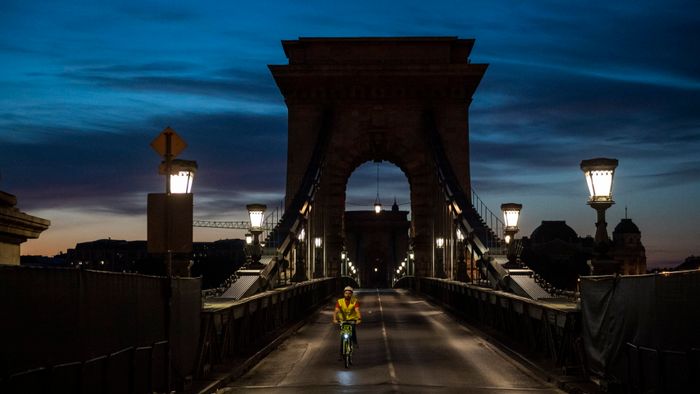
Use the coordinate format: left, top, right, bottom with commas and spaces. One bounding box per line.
1, 0, 698, 268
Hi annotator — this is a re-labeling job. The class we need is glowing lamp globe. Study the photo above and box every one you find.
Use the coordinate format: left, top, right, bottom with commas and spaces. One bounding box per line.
160, 159, 198, 194
501, 203, 522, 231
436, 237, 445, 249
246, 204, 267, 230
580, 158, 618, 204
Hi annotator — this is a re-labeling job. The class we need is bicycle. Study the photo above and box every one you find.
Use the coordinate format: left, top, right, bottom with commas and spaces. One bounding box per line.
339, 320, 356, 368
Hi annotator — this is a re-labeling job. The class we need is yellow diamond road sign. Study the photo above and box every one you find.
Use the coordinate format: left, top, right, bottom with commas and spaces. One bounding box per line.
150, 126, 187, 158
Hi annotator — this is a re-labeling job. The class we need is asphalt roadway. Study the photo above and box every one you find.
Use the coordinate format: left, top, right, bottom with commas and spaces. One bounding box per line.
216, 289, 565, 393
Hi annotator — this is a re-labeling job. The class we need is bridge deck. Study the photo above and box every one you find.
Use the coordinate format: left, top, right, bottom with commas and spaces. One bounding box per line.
218, 289, 565, 393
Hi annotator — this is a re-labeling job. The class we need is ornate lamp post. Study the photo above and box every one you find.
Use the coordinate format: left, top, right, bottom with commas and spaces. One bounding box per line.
501, 203, 522, 267
340, 247, 348, 276
408, 246, 415, 276
374, 162, 382, 214
580, 158, 618, 245
435, 236, 446, 278
581, 158, 619, 274
313, 236, 324, 278
292, 226, 308, 282
455, 228, 469, 281
246, 203, 266, 269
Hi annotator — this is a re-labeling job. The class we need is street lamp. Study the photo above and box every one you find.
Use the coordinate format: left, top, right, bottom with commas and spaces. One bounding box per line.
455, 228, 469, 282
435, 237, 445, 278
246, 203, 267, 269
501, 203, 522, 245
292, 225, 308, 282
340, 247, 348, 276
159, 159, 197, 194
580, 158, 618, 244
374, 162, 382, 214
313, 236, 323, 278
501, 203, 522, 267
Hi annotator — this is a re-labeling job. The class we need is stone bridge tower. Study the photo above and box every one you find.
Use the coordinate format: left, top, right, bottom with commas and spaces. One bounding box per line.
270, 37, 487, 278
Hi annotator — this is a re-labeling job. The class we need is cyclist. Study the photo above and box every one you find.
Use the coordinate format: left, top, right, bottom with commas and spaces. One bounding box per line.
332, 286, 362, 357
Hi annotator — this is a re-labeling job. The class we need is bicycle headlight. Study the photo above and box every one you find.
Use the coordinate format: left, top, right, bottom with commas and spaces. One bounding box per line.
343, 333, 349, 339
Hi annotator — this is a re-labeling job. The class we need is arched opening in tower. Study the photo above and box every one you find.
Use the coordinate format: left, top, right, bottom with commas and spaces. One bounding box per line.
344, 160, 411, 288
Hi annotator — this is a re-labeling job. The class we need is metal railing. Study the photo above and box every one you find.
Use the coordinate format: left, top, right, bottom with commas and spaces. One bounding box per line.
196, 278, 338, 379
415, 278, 583, 369
470, 189, 504, 244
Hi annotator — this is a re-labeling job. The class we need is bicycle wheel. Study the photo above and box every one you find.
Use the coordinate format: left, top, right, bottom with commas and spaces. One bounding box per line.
343, 340, 351, 368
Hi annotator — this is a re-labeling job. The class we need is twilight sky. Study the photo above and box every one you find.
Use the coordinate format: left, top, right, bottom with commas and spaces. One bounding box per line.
1, 0, 698, 268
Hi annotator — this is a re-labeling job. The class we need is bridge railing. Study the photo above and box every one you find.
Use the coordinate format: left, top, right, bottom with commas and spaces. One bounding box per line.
195, 278, 339, 380
411, 277, 583, 371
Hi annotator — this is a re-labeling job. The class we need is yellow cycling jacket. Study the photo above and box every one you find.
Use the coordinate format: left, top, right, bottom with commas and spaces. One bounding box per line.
336, 297, 360, 321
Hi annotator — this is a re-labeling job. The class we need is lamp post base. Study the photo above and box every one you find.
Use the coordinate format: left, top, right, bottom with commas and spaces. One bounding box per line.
292, 272, 308, 282
292, 256, 307, 281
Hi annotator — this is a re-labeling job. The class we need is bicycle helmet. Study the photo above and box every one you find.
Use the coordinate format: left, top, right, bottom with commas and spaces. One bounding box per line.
344, 286, 354, 293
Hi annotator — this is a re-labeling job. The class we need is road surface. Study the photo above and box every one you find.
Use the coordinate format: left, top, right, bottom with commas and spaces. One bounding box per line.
218, 289, 564, 393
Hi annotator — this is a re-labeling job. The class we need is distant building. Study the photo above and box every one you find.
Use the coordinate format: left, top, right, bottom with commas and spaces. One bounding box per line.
674, 255, 700, 271
190, 239, 247, 289
520, 221, 592, 291
520, 217, 648, 290
611, 218, 646, 275
344, 200, 410, 287
65, 239, 147, 272
61, 238, 245, 289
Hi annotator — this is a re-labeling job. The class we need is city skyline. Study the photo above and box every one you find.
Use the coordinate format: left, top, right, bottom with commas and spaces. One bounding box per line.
1, 1, 698, 268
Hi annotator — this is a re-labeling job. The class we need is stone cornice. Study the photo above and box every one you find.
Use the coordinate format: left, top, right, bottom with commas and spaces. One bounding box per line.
0, 191, 50, 241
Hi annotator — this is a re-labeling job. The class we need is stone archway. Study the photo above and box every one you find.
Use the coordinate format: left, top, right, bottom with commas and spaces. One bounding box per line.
270, 37, 487, 278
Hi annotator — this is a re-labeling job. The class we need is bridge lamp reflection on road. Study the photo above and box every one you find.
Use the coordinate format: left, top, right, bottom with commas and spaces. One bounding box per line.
435, 237, 445, 249
314, 237, 322, 248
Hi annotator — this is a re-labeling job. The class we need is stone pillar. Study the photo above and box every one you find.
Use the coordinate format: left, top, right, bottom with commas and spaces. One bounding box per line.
0, 191, 50, 264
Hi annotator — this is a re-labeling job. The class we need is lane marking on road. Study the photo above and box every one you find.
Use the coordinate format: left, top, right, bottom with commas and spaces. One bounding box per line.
377, 289, 398, 388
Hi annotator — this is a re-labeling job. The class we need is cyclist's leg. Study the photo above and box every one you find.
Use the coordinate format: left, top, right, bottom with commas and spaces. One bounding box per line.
351, 324, 358, 347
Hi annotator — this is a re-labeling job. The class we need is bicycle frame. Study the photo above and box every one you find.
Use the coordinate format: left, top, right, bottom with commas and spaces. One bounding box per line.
339, 321, 356, 368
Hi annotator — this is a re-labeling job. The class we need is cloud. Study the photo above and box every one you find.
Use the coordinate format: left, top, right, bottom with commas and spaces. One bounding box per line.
0, 110, 289, 217
60, 68, 282, 103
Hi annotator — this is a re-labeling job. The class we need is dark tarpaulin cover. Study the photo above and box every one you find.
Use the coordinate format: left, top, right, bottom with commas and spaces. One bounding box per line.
580, 270, 700, 383
0, 265, 201, 380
